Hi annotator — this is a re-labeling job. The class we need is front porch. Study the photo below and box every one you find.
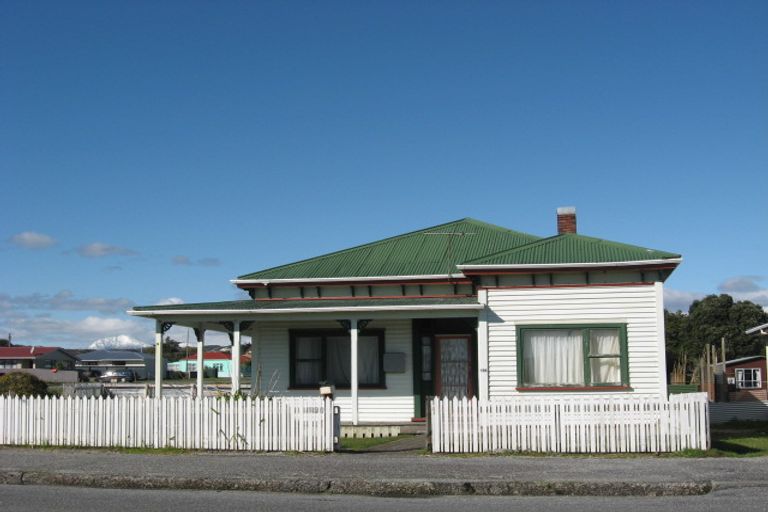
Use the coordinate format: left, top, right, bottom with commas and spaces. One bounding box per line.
129, 297, 484, 425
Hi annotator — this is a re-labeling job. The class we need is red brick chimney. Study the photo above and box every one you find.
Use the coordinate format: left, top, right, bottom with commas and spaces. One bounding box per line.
556, 207, 577, 234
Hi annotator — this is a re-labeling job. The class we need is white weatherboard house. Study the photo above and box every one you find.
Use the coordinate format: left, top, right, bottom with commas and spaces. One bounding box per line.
130, 208, 681, 426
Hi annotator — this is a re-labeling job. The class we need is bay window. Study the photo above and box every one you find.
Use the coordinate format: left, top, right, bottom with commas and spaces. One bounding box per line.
517, 324, 628, 389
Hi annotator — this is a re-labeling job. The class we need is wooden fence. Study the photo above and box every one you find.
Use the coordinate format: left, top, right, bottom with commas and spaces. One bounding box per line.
0, 395, 338, 452
430, 393, 709, 453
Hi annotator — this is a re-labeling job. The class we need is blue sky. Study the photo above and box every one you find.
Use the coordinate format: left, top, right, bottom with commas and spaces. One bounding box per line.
2, 1, 766, 348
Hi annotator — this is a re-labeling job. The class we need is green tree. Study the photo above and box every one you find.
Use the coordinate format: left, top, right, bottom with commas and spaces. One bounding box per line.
146, 336, 185, 362
666, 294, 768, 360
664, 309, 691, 357
0, 372, 49, 397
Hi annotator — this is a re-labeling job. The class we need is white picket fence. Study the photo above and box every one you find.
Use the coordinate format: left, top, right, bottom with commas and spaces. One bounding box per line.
430, 393, 710, 453
0, 395, 338, 452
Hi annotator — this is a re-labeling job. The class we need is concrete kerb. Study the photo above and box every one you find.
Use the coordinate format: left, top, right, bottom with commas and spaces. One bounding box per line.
0, 469, 713, 497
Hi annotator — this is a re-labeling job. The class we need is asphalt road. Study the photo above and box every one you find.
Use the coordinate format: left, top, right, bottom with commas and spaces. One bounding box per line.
1, 485, 768, 512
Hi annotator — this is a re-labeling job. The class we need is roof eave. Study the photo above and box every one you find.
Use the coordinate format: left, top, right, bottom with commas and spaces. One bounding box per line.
231, 273, 467, 286
457, 258, 682, 271
746, 322, 768, 335
128, 303, 483, 317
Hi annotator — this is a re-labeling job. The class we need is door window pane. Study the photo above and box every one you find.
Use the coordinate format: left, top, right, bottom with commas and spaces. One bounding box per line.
439, 338, 469, 399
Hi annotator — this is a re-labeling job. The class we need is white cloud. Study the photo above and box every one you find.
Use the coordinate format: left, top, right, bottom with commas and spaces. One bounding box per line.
718, 276, 768, 307
172, 255, 221, 267
89, 334, 148, 350
664, 276, 768, 314
76, 242, 138, 258
77, 316, 139, 334
663, 288, 705, 313
0, 313, 151, 348
9, 231, 56, 249
0, 290, 134, 314
157, 297, 184, 306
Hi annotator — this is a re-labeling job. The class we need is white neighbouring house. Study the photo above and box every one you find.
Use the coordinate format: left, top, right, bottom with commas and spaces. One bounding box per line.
129, 208, 681, 426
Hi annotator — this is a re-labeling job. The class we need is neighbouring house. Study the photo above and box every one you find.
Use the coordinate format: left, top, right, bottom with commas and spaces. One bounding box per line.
725, 355, 767, 401
0, 346, 81, 383
76, 350, 164, 380
129, 207, 681, 425
168, 352, 250, 378
0, 346, 78, 370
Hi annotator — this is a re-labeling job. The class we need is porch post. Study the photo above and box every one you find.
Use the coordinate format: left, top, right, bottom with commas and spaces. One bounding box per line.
194, 327, 205, 399
154, 320, 164, 398
250, 324, 261, 397
231, 320, 241, 395
350, 319, 359, 425
477, 289, 490, 401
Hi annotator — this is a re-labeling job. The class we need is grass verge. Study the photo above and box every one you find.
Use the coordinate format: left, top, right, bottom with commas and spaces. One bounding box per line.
339, 435, 411, 452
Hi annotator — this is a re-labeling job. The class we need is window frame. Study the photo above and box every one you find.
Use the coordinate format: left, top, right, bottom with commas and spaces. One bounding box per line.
289, 329, 386, 390
735, 367, 761, 389
516, 323, 630, 391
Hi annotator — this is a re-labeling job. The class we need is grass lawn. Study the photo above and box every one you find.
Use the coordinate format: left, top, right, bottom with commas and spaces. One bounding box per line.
679, 420, 768, 457
339, 435, 412, 452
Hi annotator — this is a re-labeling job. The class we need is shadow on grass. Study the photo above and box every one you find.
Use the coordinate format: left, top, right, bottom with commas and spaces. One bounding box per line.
711, 439, 763, 455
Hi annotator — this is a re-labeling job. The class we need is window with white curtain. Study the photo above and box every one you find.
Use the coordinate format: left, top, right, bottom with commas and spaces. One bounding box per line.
735, 368, 761, 389
290, 330, 384, 388
519, 325, 627, 388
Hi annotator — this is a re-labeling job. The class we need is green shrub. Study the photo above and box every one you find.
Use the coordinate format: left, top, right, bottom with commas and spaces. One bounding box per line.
0, 372, 49, 397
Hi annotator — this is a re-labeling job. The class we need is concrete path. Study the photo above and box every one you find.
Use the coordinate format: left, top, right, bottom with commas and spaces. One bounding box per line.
1, 447, 766, 497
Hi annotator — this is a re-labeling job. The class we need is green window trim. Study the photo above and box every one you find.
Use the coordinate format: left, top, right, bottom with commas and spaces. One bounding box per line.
515, 323, 629, 389
288, 329, 386, 390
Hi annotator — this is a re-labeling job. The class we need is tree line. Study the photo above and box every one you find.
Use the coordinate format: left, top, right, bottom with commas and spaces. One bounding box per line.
665, 294, 767, 362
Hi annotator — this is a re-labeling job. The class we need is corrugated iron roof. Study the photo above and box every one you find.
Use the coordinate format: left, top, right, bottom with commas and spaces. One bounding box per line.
181, 352, 249, 362
78, 350, 154, 362
0, 346, 60, 359
462, 233, 681, 266
237, 218, 540, 280
132, 297, 480, 312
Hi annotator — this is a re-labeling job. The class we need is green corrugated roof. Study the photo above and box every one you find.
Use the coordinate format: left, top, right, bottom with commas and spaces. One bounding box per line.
237, 218, 540, 280
462, 233, 681, 266
132, 297, 480, 313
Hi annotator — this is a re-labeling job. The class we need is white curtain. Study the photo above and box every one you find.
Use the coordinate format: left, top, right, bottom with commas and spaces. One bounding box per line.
326, 335, 379, 386
523, 329, 583, 386
295, 337, 322, 385
357, 336, 380, 385
589, 329, 620, 384
326, 336, 350, 385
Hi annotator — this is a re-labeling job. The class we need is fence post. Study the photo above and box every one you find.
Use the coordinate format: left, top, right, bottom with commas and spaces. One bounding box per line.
332, 403, 341, 452
425, 396, 432, 452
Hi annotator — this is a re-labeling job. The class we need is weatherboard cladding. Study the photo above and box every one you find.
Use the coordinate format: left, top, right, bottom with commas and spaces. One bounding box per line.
236, 218, 541, 280
132, 297, 480, 312
463, 234, 681, 267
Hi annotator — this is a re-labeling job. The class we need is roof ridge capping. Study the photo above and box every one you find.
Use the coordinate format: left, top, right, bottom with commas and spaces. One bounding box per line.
459, 232, 681, 268
235, 218, 540, 281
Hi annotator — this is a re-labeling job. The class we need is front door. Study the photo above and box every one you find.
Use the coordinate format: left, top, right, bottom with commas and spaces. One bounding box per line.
434, 335, 473, 399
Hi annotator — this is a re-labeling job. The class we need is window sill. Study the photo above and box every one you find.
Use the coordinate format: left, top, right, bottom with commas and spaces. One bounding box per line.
516, 386, 633, 392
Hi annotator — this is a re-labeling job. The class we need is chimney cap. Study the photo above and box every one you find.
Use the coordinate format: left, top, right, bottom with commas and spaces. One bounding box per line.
557, 206, 576, 215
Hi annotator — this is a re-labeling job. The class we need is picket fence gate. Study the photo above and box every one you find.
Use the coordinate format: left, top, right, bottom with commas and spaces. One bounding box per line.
0, 395, 338, 452
430, 393, 709, 453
